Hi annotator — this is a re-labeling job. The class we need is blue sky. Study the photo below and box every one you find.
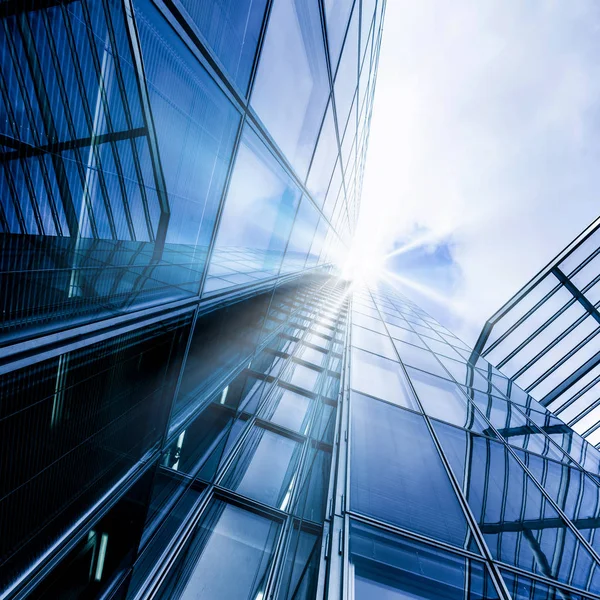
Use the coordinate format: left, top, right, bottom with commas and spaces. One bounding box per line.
357, 0, 600, 345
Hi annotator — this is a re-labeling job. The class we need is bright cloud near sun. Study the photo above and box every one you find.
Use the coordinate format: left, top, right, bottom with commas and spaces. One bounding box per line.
357, 0, 600, 344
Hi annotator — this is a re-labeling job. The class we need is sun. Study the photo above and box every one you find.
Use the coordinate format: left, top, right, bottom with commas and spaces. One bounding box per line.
340, 244, 386, 286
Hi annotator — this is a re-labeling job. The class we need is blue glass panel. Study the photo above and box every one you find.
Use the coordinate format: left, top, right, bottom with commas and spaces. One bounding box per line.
352, 324, 397, 359
349, 521, 498, 600
351, 348, 418, 410
136, 2, 240, 249
306, 102, 339, 207
333, 3, 358, 133
502, 568, 593, 600
252, 0, 329, 178
407, 367, 493, 435
260, 386, 312, 434
351, 394, 471, 547
393, 340, 448, 377
178, 0, 268, 92
207, 126, 301, 289
281, 197, 319, 274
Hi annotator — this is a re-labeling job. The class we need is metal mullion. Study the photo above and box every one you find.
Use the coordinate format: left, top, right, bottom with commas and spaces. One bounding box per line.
507, 306, 589, 378
473, 403, 600, 588
524, 329, 600, 394
553, 372, 600, 417
99, 0, 155, 241
145, 1, 343, 241
165, 276, 341, 447
496, 296, 578, 371
481, 282, 564, 358
347, 510, 484, 562
499, 562, 600, 600
76, 1, 137, 241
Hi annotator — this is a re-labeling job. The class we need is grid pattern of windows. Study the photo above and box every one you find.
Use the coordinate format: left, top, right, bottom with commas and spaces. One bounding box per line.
0, 0, 384, 596
323, 281, 600, 600
474, 218, 600, 448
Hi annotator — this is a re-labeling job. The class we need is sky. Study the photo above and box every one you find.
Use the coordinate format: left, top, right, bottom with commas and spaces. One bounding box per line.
357, 1, 600, 345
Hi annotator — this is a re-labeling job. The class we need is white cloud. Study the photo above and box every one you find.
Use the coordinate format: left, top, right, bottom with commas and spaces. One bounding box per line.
360, 0, 600, 344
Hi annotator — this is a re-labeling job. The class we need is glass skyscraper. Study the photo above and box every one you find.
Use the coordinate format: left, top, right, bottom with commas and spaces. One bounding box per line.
0, 0, 385, 597
3, 1, 600, 600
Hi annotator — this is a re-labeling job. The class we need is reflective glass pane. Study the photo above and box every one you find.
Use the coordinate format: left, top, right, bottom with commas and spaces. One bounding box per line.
351, 394, 471, 547
393, 340, 448, 377
324, 0, 354, 68
207, 126, 301, 289
407, 367, 493, 435
157, 500, 279, 599
351, 348, 418, 410
252, 0, 329, 177
221, 426, 302, 508
281, 197, 319, 273
261, 387, 312, 434
333, 4, 358, 131
349, 521, 497, 599
306, 102, 339, 207
352, 324, 397, 359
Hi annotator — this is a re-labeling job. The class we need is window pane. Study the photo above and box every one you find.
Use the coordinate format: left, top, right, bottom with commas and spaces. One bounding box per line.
251, 0, 329, 177
351, 348, 418, 410
306, 102, 339, 207
393, 340, 447, 377
351, 394, 471, 547
261, 387, 312, 434
333, 5, 358, 132
157, 500, 279, 599
324, 0, 354, 69
407, 367, 493, 435
352, 324, 397, 359
221, 426, 302, 508
281, 198, 319, 273
349, 522, 498, 600
207, 127, 301, 289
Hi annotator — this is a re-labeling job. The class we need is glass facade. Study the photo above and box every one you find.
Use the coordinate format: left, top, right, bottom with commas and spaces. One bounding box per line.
0, 0, 384, 598
4, 1, 600, 599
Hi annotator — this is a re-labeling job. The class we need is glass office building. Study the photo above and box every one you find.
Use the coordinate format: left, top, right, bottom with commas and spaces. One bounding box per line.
4, 1, 600, 599
473, 217, 600, 448
0, 0, 386, 597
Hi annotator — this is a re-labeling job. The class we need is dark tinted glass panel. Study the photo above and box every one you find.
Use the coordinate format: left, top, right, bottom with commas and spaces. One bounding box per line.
350, 521, 499, 600
0, 314, 190, 590
351, 394, 471, 547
